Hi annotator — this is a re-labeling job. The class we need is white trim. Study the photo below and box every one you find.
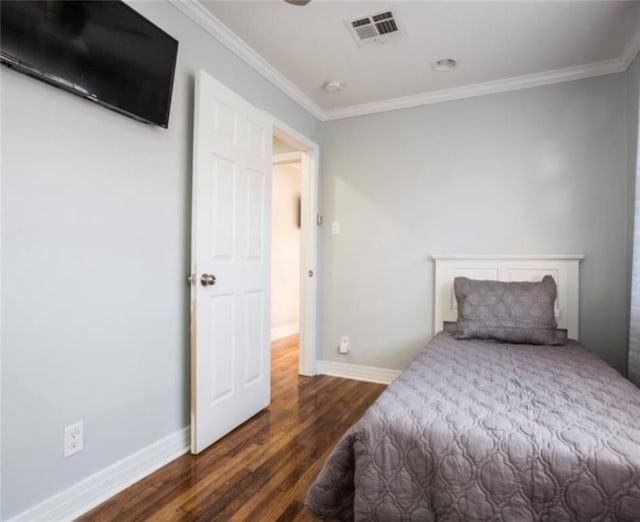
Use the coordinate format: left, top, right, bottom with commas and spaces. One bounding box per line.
9, 427, 190, 522
432, 255, 584, 341
621, 25, 640, 69
432, 254, 585, 261
322, 60, 624, 120
298, 147, 319, 376
271, 323, 299, 341
168, 0, 324, 121
317, 360, 401, 385
168, 0, 637, 122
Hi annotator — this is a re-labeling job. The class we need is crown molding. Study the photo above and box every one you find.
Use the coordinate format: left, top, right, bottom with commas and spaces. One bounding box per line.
621, 24, 640, 69
168, 0, 325, 121
170, 0, 637, 122
322, 58, 624, 121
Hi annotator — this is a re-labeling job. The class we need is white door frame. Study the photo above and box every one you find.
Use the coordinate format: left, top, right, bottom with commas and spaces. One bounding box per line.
270, 116, 318, 376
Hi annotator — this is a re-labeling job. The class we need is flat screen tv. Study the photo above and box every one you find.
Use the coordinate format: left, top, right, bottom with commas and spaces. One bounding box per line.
0, 1, 178, 128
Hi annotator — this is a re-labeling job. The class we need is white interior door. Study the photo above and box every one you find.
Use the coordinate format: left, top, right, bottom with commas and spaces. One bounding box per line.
190, 70, 272, 454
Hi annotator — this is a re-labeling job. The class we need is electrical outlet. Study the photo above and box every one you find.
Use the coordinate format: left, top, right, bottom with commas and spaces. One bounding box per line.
331, 221, 340, 235
339, 336, 350, 354
64, 421, 84, 458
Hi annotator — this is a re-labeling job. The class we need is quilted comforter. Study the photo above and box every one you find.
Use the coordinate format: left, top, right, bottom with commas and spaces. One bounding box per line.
305, 332, 640, 521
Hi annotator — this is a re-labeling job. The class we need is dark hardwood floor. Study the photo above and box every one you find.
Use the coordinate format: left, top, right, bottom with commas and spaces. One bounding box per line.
79, 335, 386, 521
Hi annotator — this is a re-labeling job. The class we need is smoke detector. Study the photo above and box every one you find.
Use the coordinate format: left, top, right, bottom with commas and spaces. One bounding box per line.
324, 80, 344, 92
346, 10, 406, 48
431, 58, 459, 72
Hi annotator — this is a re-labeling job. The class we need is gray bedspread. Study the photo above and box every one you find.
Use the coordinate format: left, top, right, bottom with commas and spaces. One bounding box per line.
305, 332, 640, 521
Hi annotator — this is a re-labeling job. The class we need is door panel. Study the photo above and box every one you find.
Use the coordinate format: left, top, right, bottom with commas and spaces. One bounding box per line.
246, 169, 265, 261
209, 294, 234, 403
245, 290, 264, 384
211, 157, 236, 260
191, 70, 272, 454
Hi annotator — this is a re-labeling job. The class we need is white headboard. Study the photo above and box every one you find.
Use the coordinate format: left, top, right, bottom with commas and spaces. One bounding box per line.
433, 255, 584, 340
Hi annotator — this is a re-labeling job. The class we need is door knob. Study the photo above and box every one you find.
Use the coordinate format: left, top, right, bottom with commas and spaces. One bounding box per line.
200, 274, 216, 286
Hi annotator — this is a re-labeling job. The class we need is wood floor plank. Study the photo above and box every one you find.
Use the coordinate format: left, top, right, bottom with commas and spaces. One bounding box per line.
79, 335, 386, 521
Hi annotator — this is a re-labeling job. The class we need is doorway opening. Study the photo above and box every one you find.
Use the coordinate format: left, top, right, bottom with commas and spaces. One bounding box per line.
271, 139, 301, 353
271, 120, 318, 377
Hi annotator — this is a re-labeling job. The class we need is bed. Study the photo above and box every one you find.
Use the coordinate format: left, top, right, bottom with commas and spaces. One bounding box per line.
305, 256, 640, 521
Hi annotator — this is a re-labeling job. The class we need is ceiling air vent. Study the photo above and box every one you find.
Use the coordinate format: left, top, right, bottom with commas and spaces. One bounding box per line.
346, 10, 406, 48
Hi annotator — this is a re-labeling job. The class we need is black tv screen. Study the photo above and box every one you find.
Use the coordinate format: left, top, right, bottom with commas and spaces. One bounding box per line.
0, 1, 178, 128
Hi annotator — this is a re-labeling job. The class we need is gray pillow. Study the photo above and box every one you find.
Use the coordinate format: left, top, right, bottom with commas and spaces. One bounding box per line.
453, 275, 563, 345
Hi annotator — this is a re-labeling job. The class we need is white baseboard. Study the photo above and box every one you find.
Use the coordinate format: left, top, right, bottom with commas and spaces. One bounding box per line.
317, 360, 401, 385
9, 427, 191, 522
271, 323, 299, 341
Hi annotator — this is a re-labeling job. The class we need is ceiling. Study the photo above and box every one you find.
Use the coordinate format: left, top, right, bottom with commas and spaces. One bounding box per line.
194, 1, 640, 120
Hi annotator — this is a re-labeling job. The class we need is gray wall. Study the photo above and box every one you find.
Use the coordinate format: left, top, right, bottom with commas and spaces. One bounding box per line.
0, 1, 319, 518
627, 53, 640, 385
319, 74, 630, 372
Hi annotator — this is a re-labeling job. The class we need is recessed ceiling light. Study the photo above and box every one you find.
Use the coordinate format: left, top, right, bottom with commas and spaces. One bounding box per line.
324, 80, 345, 93
431, 58, 458, 72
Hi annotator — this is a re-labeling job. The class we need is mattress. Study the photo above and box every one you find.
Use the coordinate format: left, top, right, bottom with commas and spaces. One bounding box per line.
305, 332, 640, 521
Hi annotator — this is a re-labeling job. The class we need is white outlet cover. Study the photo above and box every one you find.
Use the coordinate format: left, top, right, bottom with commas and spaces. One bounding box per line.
331, 222, 340, 235
64, 421, 84, 458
